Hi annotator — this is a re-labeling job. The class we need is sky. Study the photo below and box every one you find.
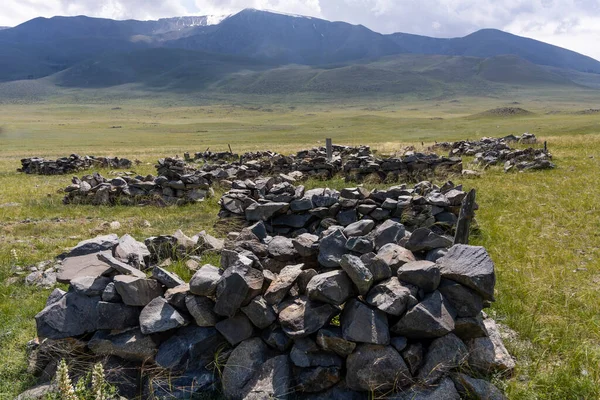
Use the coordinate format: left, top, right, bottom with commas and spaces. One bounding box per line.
2, 0, 600, 60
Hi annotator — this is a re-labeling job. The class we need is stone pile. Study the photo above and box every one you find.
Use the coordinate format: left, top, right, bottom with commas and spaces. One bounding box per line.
343, 151, 462, 182
31, 220, 513, 399
62, 171, 214, 206
219, 178, 471, 239
433, 133, 537, 155
18, 155, 132, 175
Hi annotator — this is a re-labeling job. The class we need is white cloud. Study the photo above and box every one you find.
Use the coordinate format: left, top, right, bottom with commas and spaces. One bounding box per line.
1, 0, 600, 60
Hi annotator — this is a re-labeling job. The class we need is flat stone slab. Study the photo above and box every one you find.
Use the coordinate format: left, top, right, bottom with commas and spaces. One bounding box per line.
57, 251, 113, 283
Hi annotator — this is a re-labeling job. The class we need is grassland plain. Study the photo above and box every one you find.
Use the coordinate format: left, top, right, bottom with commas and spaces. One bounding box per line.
1, 98, 600, 399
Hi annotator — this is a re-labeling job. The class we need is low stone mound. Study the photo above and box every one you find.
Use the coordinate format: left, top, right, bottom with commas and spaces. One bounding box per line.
62, 171, 214, 206
473, 107, 534, 117
31, 220, 513, 399
219, 178, 472, 239
18, 154, 132, 175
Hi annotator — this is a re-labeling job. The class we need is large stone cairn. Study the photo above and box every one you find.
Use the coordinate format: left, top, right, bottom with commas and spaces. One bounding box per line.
220, 178, 469, 240
433, 133, 554, 172
18, 154, 132, 175
31, 208, 514, 399
63, 169, 214, 206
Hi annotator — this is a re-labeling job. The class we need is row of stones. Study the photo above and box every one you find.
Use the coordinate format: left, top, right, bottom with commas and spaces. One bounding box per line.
219, 178, 468, 238
18, 154, 133, 175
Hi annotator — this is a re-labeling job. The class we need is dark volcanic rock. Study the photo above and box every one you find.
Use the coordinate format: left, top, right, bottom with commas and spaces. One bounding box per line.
346, 344, 411, 391
189, 264, 222, 297
35, 292, 100, 339
185, 295, 219, 326
437, 245, 496, 301
341, 299, 389, 345
88, 328, 156, 362
397, 261, 441, 292
241, 296, 277, 329
365, 277, 411, 316
451, 373, 507, 400
418, 333, 468, 384
290, 337, 344, 368
113, 275, 164, 307
139, 297, 187, 334
392, 291, 455, 338
438, 279, 483, 317
96, 301, 141, 331
279, 296, 339, 338
264, 263, 304, 305
221, 338, 268, 400
340, 254, 373, 295
405, 228, 453, 252
294, 366, 342, 393
156, 326, 224, 370
152, 266, 185, 289
318, 229, 347, 268
216, 313, 255, 345
316, 327, 356, 357
377, 244, 416, 274
306, 270, 355, 306
214, 264, 263, 317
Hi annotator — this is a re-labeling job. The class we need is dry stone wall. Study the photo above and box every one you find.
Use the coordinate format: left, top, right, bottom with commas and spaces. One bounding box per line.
19, 155, 132, 175
29, 180, 513, 400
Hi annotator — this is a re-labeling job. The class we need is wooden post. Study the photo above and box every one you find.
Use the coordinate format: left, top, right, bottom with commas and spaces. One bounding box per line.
544, 141, 547, 152
228, 144, 233, 154
326, 138, 333, 162
454, 189, 476, 245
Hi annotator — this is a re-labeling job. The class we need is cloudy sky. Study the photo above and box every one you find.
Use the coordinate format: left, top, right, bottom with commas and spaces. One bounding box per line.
2, 0, 600, 60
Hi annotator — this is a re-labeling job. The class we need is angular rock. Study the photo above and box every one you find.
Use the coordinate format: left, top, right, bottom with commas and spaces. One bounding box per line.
360, 253, 392, 283
113, 275, 164, 306
419, 333, 468, 384
340, 254, 373, 295
264, 263, 304, 305
156, 326, 224, 370
345, 236, 374, 254
97, 253, 146, 278
185, 295, 219, 326
346, 344, 411, 391
262, 325, 292, 352
194, 230, 225, 252
306, 270, 355, 306
438, 279, 483, 317
392, 291, 455, 338
268, 236, 299, 261
341, 299, 389, 345
292, 233, 319, 257
241, 296, 277, 329
101, 282, 121, 303
366, 277, 411, 316
114, 234, 150, 266
279, 296, 339, 338
390, 336, 408, 353
343, 220, 375, 237
96, 301, 141, 330
46, 288, 66, 306
139, 297, 187, 334
88, 329, 156, 362
35, 292, 99, 339
214, 264, 263, 317
451, 373, 507, 400
244, 355, 291, 400
189, 264, 222, 297
406, 228, 453, 252
377, 244, 416, 274
397, 261, 441, 292
222, 338, 268, 400
246, 202, 289, 221
467, 318, 515, 374
401, 342, 424, 376
57, 252, 112, 284
316, 327, 356, 357
437, 245, 496, 301
152, 267, 185, 289
318, 229, 347, 268
67, 234, 118, 257
216, 313, 255, 345
152, 368, 217, 399
454, 314, 488, 340
291, 337, 344, 368
372, 220, 406, 250
164, 284, 189, 312
70, 276, 111, 297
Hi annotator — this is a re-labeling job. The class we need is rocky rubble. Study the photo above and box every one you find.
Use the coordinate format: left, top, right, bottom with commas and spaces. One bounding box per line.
62, 169, 214, 206
19, 155, 132, 175
432, 134, 554, 172
219, 178, 472, 239
29, 199, 513, 399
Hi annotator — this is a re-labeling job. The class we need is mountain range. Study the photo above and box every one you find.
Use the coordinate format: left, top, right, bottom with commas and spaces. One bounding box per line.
1, 8, 600, 97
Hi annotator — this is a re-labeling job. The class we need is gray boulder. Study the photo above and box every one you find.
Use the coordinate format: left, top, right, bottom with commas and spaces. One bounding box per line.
164, 284, 189, 312
316, 327, 356, 357
222, 338, 268, 400
246, 202, 289, 221
438, 279, 483, 317
290, 337, 344, 368
343, 220, 375, 237
401, 342, 424, 375
66, 234, 118, 257
389, 377, 460, 400
243, 355, 291, 400
306, 270, 355, 306
113, 275, 164, 306
101, 282, 121, 303
318, 229, 347, 268
70, 276, 111, 297
264, 263, 305, 305
341, 299, 389, 345
268, 236, 299, 261
139, 297, 187, 334
397, 261, 441, 292
340, 254, 373, 295
372, 220, 406, 250
437, 245, 496, 301
279, 296, 339, 338
97, 253, 146, 278
406, 228, 453, 252
346, 344, 411, 391
156, 326, 224, 370
185, 295, 219, 326
360, 253, 392, 283
454, 314, 488, 340
214, 264, 263, 317
88, 328, 156, 362
57, 252, 112, 284
392, 291, 455, 338
292, 233, 320, 257
345, 236, 374, 254
152, 267, 185, 289
365, 277, 411, 316
216, 313, 255, 345
418, 333, 468, 384
96, 301, 141, 330
466, 318, 515, 374
35, 292, 99, 339
293, 366, 341, 393
189, 264, 222, 297
377, 244, 416, 274
241, 296, 277, 329
114, 234, 150, 266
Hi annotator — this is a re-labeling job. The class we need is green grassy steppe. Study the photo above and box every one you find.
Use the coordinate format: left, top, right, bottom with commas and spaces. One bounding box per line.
1, 99, 600, 399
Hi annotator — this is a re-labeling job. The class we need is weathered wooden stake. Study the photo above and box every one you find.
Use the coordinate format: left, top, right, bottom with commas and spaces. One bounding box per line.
228, 144, 233, 154
544, 141, 547, 152
454, 189, 476, 245
326, 138, 333, 161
